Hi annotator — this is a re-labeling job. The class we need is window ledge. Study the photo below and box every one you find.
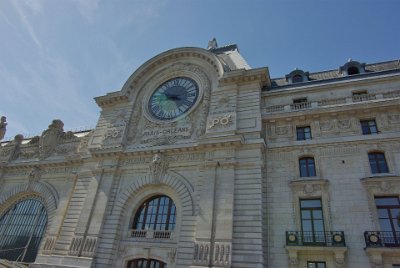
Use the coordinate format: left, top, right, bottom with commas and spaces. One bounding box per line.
361, 175, 400, 182
286, 246, 347, 266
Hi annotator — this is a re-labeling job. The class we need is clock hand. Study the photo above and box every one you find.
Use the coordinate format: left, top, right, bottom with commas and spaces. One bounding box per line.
165, 93, 181, 100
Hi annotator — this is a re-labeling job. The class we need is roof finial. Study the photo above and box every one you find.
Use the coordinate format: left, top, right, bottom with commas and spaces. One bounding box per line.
207, 38, 218, 50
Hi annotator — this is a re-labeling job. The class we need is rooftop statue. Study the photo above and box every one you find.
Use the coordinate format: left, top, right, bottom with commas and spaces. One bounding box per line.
0, 116, 7, 141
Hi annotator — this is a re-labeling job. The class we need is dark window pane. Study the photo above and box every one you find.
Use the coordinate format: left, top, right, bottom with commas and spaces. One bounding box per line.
300, 199, 325, 242
301, 199, 321, 208
127, 259, 166, 268
369, 153, 389, 174
0, 199, 47, 263
292, 75, 303, 83
297, 126, 312, 140
133, 195, 176, 231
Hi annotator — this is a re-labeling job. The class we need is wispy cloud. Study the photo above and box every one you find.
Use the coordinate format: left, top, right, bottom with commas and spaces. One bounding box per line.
10, 1, 42, 49
72, 0, 100, 23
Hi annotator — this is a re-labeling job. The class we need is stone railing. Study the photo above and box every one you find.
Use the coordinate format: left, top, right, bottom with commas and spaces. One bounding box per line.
264, 89, 400, 114
290, 102, 312, 110
42, 236, 56, 255
69, 236, 97, 257
193, 241, 231, 267
130, 229, 173, 239
352, 93, 376, 102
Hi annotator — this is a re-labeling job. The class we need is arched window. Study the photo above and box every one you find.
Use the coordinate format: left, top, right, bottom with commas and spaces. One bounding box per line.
127, 258, 166, 268
0, 198, 47, 263
133, 195, 176, 231
368, 152, 389, 174
299, 157, 316, 177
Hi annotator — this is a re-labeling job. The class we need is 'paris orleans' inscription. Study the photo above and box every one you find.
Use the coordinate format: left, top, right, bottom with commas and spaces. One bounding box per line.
141, 126, 191, 143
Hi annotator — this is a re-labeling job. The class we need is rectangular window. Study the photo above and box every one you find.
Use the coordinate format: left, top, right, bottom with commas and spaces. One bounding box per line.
300, 199, 325, 245
375, 196, 400, 246
361, 119, 378, 134
297, 126, 312, 140
299, 157, 316, 177
307, 262, 326, 268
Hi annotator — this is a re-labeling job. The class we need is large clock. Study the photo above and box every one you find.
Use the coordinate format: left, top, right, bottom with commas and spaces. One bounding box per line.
148, 77, 199, 120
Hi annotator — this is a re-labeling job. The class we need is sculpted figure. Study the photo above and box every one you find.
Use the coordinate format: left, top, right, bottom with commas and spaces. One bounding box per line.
0, 116, 7, 140
39, 119, 65, 159
149, 152, 169, 183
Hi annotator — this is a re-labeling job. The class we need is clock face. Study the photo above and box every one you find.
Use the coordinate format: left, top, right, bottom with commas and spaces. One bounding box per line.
148, 77, 199, 120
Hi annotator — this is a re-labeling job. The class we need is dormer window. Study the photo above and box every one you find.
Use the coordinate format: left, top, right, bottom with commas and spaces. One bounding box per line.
292, 74, 303, 83
347, 66, 360, 75
339, 59, 365, 76
286, 69, 309, 84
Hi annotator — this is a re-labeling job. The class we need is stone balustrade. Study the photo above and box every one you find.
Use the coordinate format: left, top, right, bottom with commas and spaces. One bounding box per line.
264, 89, 400, 115
130, 229, 173, 239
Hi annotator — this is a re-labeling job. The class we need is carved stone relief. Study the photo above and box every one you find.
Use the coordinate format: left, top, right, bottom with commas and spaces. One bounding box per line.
103, 111, 129, 146
266, 122, 294, 140
149, 152, 169, 184
206, 113, 236, 133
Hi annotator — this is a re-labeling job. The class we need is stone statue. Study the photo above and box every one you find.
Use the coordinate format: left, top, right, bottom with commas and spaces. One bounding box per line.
207, 38, 218, 50
39, 119, 65, 159
0, 116, 7, 141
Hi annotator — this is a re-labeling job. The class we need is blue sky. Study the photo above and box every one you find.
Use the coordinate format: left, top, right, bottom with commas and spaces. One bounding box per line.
1, 0, 399, 139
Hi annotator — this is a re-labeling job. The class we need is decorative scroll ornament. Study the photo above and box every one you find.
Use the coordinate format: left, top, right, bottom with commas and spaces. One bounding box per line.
149, 152, 169, 183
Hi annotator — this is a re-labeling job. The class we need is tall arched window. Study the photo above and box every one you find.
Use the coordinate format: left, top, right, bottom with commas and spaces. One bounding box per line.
127, 258, 166, 268
0, 198, 47, 263
299, 157, 316, 177
133, 195, 176, 231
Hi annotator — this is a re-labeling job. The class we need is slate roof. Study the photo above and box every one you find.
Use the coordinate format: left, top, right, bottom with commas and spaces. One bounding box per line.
268, 60, 400, 89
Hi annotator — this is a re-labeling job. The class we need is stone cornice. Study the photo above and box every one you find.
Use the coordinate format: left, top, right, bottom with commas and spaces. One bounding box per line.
90, 136, 244, 159
94, 92, 129, 108
0, 157, 84, 171
219, 67, 270, 87
266, 133, 400, 150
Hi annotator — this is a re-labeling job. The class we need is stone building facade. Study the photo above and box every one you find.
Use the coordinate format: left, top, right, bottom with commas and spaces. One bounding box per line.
0, 41, 399, 268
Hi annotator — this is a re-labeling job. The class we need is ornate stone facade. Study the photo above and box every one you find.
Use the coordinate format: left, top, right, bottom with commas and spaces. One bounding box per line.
0, 42, 399, 267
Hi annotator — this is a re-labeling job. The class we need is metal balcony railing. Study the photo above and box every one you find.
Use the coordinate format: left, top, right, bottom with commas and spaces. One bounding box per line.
286, 231, 346, 247
364, 231, 400, 247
